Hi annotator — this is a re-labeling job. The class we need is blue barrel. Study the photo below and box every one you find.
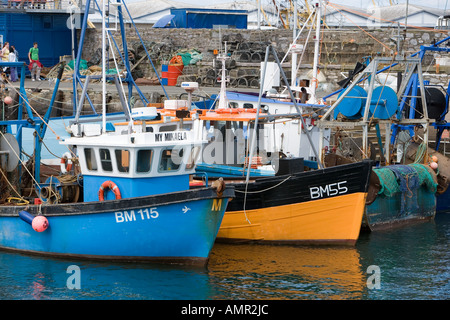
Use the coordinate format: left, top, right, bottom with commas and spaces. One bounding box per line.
336, 86, 368, 119
369, 86, 398, 120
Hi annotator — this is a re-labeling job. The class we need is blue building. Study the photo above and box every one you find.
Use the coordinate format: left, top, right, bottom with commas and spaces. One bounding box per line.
154, 8, 248, 29
0, 4, 78, 68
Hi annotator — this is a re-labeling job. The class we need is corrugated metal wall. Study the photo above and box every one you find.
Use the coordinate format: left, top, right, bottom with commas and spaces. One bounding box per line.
0, 12, 75, 68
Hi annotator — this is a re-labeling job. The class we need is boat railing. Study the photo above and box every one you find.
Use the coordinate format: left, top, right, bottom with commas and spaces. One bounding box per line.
0, 0, 90, 12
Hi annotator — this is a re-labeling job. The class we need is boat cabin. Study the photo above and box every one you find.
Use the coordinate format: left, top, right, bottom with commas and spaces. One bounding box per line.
60, 107, 204, 202
208, 91, 330, 162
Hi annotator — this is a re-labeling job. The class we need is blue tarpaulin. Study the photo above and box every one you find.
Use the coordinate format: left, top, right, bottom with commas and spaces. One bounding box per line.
153, 14, 176, 28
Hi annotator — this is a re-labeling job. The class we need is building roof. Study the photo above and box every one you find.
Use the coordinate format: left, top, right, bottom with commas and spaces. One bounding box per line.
88, 0, 192, 23
88, 1, 443, 28
325, 3, 442, 27
123, 0, 190, 20
370, 3, 442, 22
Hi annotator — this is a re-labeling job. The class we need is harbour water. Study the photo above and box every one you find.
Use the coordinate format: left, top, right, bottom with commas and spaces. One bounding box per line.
0, 213, 448, 302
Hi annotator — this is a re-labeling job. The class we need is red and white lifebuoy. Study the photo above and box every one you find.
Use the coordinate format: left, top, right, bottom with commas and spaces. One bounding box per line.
98, 180, 122, 201
60, 152, 73, 174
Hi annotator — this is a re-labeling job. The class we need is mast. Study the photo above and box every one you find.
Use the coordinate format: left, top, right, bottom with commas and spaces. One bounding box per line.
291, 0, 298, 87
217, 42, 229, 109
101, 0, 107, 133
309, 1, 321, 104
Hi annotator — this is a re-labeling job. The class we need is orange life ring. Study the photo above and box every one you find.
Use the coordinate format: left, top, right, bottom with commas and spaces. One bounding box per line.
216, 108, 239, 114
60, 152, 73, 174
237, 108, 257, 113
98, 180, 122, 201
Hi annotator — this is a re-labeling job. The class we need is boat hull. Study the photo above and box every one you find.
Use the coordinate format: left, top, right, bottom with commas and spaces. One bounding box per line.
436, 187, 450, 213
364, 186, 436, 231
363, 164, 438, 230
216, 161, 373, 245
0, 187, 234, 266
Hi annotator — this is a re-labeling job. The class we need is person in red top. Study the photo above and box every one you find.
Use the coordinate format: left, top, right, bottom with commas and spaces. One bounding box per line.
28, 42, 43, 81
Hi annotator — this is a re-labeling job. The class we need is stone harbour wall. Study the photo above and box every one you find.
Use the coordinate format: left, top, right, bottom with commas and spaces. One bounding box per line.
80, 26, 450, 89
10, 27, 449, 118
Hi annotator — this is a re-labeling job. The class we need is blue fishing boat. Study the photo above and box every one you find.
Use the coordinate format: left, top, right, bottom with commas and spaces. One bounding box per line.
0, 111, 233, 264
0, 0, 233, 266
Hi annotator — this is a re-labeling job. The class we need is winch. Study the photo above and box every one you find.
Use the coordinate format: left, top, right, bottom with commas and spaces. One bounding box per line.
38, 175, 82, 204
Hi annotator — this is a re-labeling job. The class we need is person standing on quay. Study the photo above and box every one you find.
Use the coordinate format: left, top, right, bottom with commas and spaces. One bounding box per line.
28, 42, 43, 81
1, 42, 10, 62
9, 45, 19, 82
1, 42, 10, 76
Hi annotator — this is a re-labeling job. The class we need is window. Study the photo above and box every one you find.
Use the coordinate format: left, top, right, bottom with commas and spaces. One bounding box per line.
99, 148, 113, 172
115, 149, 130, 173
136, 149, 153, 173
182, 123, 192, 131
159, 148, 182, 172
243, 103, 254, 109
84, 148, 97, 171
159, 125, 177, 132
229, 102, 238, 109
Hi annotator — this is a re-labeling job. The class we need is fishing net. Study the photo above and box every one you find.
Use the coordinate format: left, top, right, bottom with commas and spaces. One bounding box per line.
373, 163, 437, 216
374, 163, 438, 197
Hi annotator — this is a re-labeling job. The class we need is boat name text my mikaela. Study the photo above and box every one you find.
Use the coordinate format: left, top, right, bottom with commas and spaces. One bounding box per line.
155, 132, 187, 142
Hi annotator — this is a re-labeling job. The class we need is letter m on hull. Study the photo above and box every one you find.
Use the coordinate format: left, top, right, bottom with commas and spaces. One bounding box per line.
211, 199, 222, 211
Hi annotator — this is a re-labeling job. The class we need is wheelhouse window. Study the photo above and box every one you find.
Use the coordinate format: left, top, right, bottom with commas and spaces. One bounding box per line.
115, 149, 130, 173
229, 102, 238, 109
99, 148, 113, 172
243, 103, 253, 109
136, 149, 153, 173
84, 148, 97, 171
159, 125, 177, 132
159, 148, 182, 172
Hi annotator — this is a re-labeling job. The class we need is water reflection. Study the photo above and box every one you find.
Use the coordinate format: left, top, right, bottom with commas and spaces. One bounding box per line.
0, 214, 448, 300
207, 244, 367, 299
0, 253, 213, 300
356, 214, 450, 299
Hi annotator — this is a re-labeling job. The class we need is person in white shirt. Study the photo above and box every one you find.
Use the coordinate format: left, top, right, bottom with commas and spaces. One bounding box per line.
9, 45, 18, 82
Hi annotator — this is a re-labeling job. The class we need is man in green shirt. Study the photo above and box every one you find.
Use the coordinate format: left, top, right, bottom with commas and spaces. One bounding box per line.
28, 42, 42, 81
